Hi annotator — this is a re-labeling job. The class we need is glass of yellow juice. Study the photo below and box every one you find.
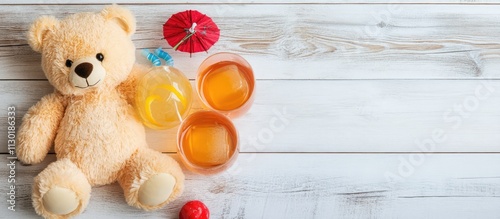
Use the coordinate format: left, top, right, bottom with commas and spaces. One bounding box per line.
177, 111, 239, 174
196, 52, 255, 118
135, 66, 193, 130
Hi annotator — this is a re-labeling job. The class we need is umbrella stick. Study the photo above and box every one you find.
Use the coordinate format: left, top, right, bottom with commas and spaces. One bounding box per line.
173, 32, 194, 51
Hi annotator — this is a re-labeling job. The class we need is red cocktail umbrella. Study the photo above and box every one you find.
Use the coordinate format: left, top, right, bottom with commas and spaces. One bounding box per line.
163, 10, 220, 56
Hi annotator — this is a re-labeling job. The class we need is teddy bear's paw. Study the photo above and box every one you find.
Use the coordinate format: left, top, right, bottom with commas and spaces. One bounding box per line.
137, 173, 176, 207
42, 186, 80, 215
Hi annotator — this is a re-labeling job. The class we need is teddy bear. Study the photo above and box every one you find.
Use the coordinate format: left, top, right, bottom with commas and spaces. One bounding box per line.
17, 5, 185, 218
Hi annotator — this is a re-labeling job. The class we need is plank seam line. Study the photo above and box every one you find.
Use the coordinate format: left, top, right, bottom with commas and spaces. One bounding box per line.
3, 3, 500, 5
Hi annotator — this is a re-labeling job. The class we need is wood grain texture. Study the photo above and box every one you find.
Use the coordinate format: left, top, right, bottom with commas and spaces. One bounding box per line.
3, 4, 500, 79
3, 0, 500, 4
2, 80, 500, 153
2, 2, 500, 218
2, 154, 500, 218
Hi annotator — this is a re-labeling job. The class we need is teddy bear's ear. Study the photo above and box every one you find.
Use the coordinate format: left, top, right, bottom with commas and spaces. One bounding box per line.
27, 16, 59, 53
101, 5, 136, 36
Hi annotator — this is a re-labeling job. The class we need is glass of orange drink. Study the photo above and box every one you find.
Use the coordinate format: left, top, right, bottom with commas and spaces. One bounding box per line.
177, 110, 239, 174
196, 52, 255, 118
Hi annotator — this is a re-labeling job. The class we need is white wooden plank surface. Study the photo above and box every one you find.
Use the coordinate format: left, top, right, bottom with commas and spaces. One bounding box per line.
3, 0, 500, 4
2, 80, 500, 153
2, 2, 500, 219
3, 5, 500, 79
2, 154, 500, 218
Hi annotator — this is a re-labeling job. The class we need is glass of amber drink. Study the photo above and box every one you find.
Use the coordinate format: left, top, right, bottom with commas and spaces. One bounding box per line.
196, 52, 255, 118
177, 110, 239, 174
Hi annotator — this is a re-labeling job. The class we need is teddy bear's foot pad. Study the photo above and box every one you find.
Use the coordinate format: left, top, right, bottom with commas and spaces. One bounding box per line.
138, 173, 176, 207
42, 186, 79, 215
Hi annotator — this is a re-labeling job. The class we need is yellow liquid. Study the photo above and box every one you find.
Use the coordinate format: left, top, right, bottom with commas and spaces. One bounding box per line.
199, 61, 254, 111
136, 66, 192, 129
180, 113, 238, 168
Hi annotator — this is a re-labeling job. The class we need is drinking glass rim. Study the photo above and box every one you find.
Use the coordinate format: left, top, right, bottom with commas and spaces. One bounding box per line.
195, 52, 256, 115
176, 110, 240, 174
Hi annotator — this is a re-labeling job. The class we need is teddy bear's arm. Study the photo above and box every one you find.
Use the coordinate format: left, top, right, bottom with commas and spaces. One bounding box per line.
17, 92, 66, 164
118, 64, 149, 105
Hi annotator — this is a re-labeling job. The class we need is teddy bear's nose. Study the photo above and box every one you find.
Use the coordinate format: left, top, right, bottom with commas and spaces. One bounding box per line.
74, 62, 93, 78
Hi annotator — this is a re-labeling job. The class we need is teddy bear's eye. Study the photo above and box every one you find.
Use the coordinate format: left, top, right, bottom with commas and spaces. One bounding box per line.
65, 59, 73, 68
96, 53, 104, 62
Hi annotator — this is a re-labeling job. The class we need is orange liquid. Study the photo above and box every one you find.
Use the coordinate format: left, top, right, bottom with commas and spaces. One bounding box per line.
179, 111, 238, 169
198, 61, 254, 111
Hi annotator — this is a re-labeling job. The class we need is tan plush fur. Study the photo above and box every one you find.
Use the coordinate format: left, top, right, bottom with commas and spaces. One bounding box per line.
17, 5, 184, 218
32, 158, 91, 219
118, 147, 185, 210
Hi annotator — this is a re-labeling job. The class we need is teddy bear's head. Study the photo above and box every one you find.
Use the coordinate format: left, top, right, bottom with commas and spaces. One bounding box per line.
28, 5, 137, 95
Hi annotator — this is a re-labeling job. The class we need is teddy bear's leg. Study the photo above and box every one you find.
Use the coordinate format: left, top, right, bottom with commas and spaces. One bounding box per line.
118, 147, 184, 211
32, 158, 91, 218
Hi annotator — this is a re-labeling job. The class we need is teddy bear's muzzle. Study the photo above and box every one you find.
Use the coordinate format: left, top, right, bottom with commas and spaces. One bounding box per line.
69, 57, 106, 89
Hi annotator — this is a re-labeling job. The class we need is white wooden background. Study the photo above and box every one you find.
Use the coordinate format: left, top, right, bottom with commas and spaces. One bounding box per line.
2, 1, 500, 218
